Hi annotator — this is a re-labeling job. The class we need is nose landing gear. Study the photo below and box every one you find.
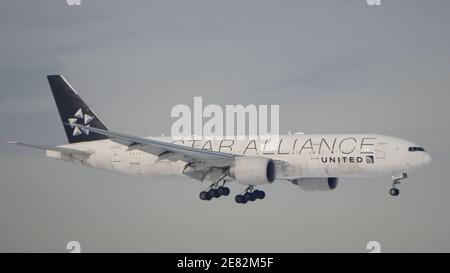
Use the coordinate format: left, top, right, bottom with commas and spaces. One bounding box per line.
235, 186, 265, 204
389, 173, 407, 197
389, 187, 400, 196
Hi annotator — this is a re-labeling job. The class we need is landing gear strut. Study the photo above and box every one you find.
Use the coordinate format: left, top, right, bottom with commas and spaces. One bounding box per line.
235, 186, 265, 204
389, 173, 407, 197
199, 180, 230, 201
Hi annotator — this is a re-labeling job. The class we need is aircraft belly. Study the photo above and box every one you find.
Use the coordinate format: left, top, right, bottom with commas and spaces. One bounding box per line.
111, 149, 183, 178
140, 160, 183, 177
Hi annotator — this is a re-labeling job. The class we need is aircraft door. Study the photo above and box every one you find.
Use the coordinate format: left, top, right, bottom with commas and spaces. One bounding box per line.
375, 143, 387, 159
112, 149, 121, 165
111, 147, 125, 173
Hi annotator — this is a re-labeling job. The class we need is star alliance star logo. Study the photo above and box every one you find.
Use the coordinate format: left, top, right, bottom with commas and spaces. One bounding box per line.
68, 108, 94, 136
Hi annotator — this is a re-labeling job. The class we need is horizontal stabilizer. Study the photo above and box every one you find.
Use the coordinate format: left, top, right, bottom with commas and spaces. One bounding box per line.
5, 141, 93, 157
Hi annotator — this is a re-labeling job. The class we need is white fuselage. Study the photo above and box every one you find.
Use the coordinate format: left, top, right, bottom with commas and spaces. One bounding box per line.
46, 134, 432, 181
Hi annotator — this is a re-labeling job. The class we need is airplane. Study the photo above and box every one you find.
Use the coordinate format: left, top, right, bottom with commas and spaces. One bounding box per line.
6, 75, 432, 204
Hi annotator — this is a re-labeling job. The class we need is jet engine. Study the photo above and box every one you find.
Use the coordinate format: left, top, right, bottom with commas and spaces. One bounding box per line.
229, 157, 276, 185
291, 177, 338, 192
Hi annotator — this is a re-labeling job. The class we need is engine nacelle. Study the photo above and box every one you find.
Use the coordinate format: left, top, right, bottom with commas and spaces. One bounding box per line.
229, 157, 276, 186
291, 177, 338, 192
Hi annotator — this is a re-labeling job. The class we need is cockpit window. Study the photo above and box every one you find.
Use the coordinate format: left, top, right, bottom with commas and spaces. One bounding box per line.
408, 147, 425, 152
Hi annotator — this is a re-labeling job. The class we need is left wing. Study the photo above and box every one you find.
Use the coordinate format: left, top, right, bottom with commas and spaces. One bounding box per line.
68, 123, 235, 182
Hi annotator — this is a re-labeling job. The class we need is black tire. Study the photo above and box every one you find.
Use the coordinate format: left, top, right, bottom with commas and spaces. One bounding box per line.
389, 188, 400, 196
255, 190, 265, 199
241, 196, 248, 204
248, 192, 256, 201
235, 195, 243, 204
214, 189, 221, 198
216, 187, 225, 196
223, 187, 230, 196
199, 191, 208, 200
244, 192, 253, 202
208, 189, 217, 199
253, 190, 260, 198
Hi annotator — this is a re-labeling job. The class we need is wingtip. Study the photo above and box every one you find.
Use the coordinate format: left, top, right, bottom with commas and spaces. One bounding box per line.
4, 141, 19, 144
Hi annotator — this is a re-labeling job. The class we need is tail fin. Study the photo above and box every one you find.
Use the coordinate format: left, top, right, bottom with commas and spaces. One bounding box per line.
47, 75, 109, 144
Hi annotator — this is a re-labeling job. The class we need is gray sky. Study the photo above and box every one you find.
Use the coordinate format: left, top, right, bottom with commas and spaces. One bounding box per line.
1, 0, 449, 252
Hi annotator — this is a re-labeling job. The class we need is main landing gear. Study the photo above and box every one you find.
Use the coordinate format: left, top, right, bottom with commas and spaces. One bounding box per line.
199, 180, 230, 201
390, 173, 407, 197
235, 186, 265, 204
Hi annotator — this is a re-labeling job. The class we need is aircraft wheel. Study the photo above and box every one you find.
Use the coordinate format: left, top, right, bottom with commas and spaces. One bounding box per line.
235, 195, 247, 204
248, 192, 256, 202
254, 190, 265, 199
208, 188, 217, 198
216, 187, 225, 196
242, 192, 252, 202
389, 188, 400, 196
199, 191, 208, 200
235, 195, 241, 203
222, 187, 230, 196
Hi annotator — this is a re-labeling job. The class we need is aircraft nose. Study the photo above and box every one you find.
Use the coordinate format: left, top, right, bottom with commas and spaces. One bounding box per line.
423, 153, 432, 166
